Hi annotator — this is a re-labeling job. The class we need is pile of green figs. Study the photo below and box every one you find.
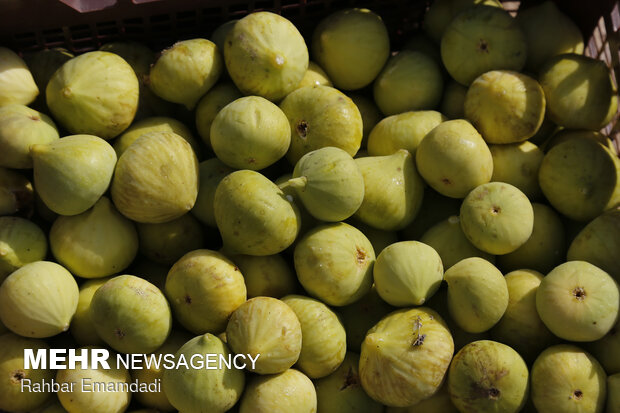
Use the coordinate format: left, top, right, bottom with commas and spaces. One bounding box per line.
0, 1, 619, 412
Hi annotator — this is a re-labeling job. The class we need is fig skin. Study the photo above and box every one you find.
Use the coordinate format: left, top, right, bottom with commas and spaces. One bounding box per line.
424, 0, 503, 43
297, 61, 332, 89
488, 140, 544, 200
0, 46, 39, 106
0, 216, 47, 283
239, 369, 317, 413
137, 213, 204, 265
230, 253, 296, 299
195, 82, 243, 150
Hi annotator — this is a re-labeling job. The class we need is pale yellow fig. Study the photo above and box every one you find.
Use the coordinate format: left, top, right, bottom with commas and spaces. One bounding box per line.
416, 119, 493, 198
230, 253, 296, 299
70, 277, 110, 346
137, 213, 204, 265
0, 261, 79, 338
424, 0, 503, 43
225, 11, 308, 101
0, 333, 54, 413
111, 131, 199, 224
282, 295, 346, 378
297, 61, 332, 89
360, 307, 454, 407
191, 158, 234, 227
0, 216, 47, 282
374, 51, 444, 116
440, 80, 468, 119
538, 137, 620, 221
0, 47, 39, 106
195, 82, 242, 149
497, 203, 566, 274
568, 207, 620, 280
0, 104, 59, 169
294, 222, 375, 306
531, 345, 606, 413
31, 134, 117, 216
239, 369, 316, 413
57, 347, 132, 413
280, 85, 363, 164
490, 270, 556, 363
226, 297, 302, 374
444, 257, 509, 333
113, 116, 201, 158
211, 96, 291, 170
50, 196, 138, 278
536, 261, 620, 342
347, 93, 381, 147
355, 149, 425, 230
0, 167, 34, 217
312, 8, 389, 90
367, 110, 446, 156
517, 1, 584, 71
448, 340, 529, 413
373, 241, 443, 307
608, 374, 620, 413
489, 140, 544, 200
149, 38, 222, 109
420, 215, 495, 270
165, 249, 246, 334
46, 51, 139, 139
214, 170, 300, 255
441, 6, 527, 86
465, 70, 545, 144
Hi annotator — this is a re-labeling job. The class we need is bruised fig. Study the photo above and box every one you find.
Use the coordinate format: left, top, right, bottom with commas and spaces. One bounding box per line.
31, 134, 117, 216
0, 217, 47, 283
360, 307, 454, 407
149, 38, 222, 109
0, 47, 39, 106
0, 261, 79, 338
90, 275, 172, 354
239, 369, 316, 413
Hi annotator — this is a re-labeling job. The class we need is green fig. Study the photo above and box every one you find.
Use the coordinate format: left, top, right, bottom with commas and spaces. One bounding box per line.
284, 146, 364, 222
46, 51, 139, 139
448, 340, 529, 413
282, 294, 346, 378
113, 116, 201, 159
311, 8, 389, 90
225, 11, 308, 101
538, 137, 620, 221
539, 54, 617, 130
347, 93, 381, 148
360, 307, 454, 407
111, 131, 199, 224
315, 352, 383, 413
531, 345, 606, 413
90, 275, 172, 353
149, 38, 222, 109
517, 1, 584, 71
165, 249, 246, 334
544, 129, 614, 153
489, 140, 544, 200
137, 213, 204, 265
416, 119, 493, 198
441, 6, 527, 86
490, 270, 556, 363
70, 277, 110, 346
195, 82, 243, 149
239, 369, 316, 413
373, 241, 443, 306
374, 50, 444, 116
496, 203, 566, 274
460, 182, 534, 255
230, 253, 296, 299
211, 96, 291, 170
444, 257, 509, 333
536, 261, 620, 342
465, 70, 545, 144
420, 215, 495, 270
423, 0, 503, 43
280, 85, 363, 164
355, 149, 424, 230
31, 134, 117, 216
367, 110, 446, 156
0, 216, 47, 283
440, 80, 468, 119
0, 104, 59, 169
226, 297, 302, 374
294, 222, 375, 306
214, 169, 300, 255
0, 47, 39, 106
50, 196, 138, 278
297, 61, 332, 89
0, 333, 54, 413
191, 158, 235, 227
568, 207, 620, 280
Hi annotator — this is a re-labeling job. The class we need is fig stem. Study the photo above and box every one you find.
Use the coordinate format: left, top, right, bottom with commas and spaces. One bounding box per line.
279, 176, 307, 191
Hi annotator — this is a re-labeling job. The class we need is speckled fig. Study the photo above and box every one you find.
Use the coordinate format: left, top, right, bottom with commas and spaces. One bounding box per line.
239, 369, 316, 413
